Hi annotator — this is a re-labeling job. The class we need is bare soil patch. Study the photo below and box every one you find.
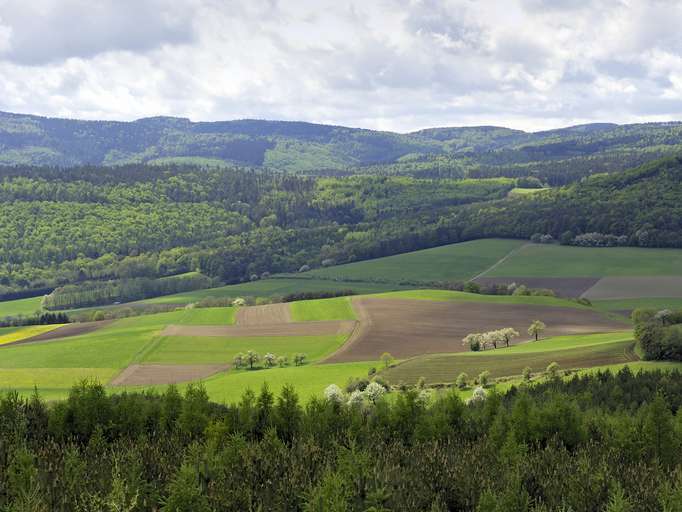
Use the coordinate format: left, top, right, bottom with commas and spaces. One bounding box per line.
474, 277, 599, 298
110, 363, 228, 386
236, 303, 291, 326
324, 298, 627, 362
161, 320, 356, 338
6, 320, 113, 346
582, 276, 682, 299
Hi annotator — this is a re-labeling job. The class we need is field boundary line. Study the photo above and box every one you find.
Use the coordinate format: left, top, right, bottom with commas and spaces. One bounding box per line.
471, 243, 530, 281
318, 298, 370, 364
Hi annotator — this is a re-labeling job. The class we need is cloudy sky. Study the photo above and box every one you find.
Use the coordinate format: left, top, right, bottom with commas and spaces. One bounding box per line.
0, 0, 681, 132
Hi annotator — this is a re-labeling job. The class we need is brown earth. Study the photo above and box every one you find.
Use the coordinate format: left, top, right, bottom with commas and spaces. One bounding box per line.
473, 277, 599, 298
110, 363, 229, 386
236, 303, 291, 325
161, 320, 357, 338
5, 320, 114, 346
323, 298, 628, 362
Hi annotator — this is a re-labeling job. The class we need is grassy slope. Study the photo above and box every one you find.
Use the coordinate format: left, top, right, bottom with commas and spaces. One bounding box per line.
305, 239, 525, 283
172, 361, 378, 404
141, 334, 347, 365
290, 297, 357, 322
383, 332, 635, 384
370, 289, 592, 309
0, 296, 43, 318
487, 243, 682, 277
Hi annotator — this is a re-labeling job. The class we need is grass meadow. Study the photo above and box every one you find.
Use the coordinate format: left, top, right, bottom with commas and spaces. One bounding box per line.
289, 296, 357, 322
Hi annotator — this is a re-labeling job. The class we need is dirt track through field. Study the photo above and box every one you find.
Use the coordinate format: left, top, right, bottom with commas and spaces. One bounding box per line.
161, 320, 356, 338
110, 363, 229, 386
323, 298, 628, 362
473, 277, 599, 298
236, 303, 291, 325
3, 320, 113, 346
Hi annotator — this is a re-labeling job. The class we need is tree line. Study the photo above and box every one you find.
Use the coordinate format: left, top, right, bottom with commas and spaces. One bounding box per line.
1, 368, 682, 510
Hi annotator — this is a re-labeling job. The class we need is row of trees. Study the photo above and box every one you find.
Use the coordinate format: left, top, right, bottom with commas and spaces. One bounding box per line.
232, 351, 307, 370
462, 321, 546, 351
1, 369, 681, 510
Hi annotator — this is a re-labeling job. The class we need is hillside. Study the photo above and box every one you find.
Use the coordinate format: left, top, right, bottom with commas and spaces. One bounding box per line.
450, 155, 682, 247
3, 110, 682, 182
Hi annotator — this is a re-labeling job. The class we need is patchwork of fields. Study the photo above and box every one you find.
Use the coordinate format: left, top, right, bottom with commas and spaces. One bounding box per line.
1, 238, 682, 402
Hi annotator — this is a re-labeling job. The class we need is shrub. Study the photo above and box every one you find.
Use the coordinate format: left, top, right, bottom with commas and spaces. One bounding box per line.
456, 373, 468, 389
478, 371, 491, 387
364, 382, 386, 403
546, 362, 560, 379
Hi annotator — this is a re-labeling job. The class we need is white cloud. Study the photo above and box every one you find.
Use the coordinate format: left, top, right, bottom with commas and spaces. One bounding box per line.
0, 0, 681, 132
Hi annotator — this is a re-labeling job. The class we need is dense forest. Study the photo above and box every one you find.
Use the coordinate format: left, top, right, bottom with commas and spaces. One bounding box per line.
448, 156, 682, 247
0, 369, 681, 511
0, 163, 514, 296
3, 110, 682, 184
2, 154, 682, 301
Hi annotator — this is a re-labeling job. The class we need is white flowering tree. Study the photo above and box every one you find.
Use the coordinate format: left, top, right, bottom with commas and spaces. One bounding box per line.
324, 384, 345, 404
347, 390, 365, 406
469, 386, 487, 404
364, 381, 386, 403
499, 327, 520, 347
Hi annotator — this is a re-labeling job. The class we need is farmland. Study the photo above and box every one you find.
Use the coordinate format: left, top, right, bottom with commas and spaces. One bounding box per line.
382, 331, 636, 384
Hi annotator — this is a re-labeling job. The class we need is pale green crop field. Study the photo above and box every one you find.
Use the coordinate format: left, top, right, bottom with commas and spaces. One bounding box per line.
290, 296, 357, 322
486, 243, 682, 278
305, 239, 525, 283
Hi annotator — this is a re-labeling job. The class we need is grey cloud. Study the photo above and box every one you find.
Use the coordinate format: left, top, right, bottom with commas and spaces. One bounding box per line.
0, 0, 197, 65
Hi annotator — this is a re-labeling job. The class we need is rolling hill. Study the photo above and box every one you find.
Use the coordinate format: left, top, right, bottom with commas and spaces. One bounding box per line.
3, 110, 682, 182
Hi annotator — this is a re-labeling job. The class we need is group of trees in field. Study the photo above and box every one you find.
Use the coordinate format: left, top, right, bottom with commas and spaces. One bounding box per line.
634, 307, 682, 361
232, 351, 307, 370
1, 368, 682, 510
463, 321, 545, 351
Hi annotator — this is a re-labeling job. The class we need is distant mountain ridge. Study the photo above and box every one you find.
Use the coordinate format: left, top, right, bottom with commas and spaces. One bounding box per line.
1, 110, 682, 181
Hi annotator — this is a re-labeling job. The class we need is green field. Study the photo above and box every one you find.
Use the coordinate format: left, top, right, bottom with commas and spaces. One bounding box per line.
371, 289, 593, 309
0, 296, 44, 318
141, 334, 347, 365
290, 296, 357, 322
305, 239, 525, 283
486, 243, 682, 277
168, 361, 378, 404
508, 187, 549, 196
382, 332, 636, 385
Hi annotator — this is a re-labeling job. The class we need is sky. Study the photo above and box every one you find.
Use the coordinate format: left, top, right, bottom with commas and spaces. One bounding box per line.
0, 0, 681, 132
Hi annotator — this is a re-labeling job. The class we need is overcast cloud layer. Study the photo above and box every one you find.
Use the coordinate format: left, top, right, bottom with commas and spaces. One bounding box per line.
0, 0, 681, 132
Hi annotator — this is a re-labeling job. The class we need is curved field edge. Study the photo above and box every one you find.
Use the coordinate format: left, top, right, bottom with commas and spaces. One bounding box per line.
366, 289, 600, 310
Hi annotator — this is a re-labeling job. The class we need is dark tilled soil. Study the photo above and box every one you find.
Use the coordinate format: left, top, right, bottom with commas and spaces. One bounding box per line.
473, 277, 600, 298
323, 298, 628, 362
236, 303, 291, 326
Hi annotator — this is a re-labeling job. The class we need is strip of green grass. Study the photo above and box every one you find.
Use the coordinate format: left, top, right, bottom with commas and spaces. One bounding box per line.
305, 239, 525, 283
370, 289, 590, 309
486, 243, 682, 278
141, 334, 348, 365
0, 296, 43, 318
290, 297, 356, 322
0, 368, 117, 389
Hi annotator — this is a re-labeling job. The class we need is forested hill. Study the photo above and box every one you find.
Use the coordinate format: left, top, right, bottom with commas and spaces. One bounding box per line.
2, 110, 682, 183
452, 155, 682, 247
